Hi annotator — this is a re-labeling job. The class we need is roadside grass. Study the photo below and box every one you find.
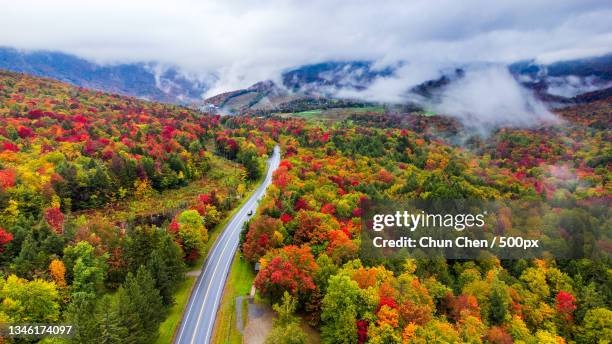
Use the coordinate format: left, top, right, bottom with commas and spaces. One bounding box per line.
212, 252, 255, 344
156, 276, 196, 344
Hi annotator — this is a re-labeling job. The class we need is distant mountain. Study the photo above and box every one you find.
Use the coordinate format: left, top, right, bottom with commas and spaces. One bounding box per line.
201, 61, 398, 113
4, 46, 610, 111
0, 47, 212, 104
282, 61, 395, 92
510, 54, 612, 100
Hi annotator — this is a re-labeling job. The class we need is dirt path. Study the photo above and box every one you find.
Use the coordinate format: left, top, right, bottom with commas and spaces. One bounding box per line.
243, 299, 274, 344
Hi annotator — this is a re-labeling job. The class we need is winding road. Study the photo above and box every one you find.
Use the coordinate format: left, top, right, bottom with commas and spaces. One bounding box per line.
175, 145, 281, 344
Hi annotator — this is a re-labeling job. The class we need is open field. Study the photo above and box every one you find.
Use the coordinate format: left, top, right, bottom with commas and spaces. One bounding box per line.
276, 106, 386, 121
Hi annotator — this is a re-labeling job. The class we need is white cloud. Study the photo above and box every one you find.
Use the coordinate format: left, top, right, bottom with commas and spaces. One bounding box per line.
429, 65, 559, 132
1, 0, 611, 95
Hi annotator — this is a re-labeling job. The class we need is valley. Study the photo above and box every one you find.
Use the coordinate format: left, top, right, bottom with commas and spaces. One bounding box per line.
0, 58, 609, 344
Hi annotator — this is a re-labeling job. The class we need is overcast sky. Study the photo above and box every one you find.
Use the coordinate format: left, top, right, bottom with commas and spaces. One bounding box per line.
2, 0, 612, 94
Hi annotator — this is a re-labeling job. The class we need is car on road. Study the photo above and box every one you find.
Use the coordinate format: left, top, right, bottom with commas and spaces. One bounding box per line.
247, 210, 253, 216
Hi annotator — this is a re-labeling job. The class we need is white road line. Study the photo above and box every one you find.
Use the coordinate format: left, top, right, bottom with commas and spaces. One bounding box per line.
175, 197, 239, 343
178, 146, 280, 344
190, 201, 253, 344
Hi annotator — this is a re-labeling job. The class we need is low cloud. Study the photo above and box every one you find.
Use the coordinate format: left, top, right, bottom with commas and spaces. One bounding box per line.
546, 75, 612, 98
1, 0, 611, 95
337, 64, 559, 133
427, 66, 559, 132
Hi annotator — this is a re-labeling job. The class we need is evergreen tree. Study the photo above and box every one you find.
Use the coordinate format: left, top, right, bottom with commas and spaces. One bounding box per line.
117, 266, 164, 344
489, 278, 510, 325
96, 295, 127, 344
147, 233, 185, 306
124, 226, 158, 274
66, 293, 98, 343
12, 234, 38, 278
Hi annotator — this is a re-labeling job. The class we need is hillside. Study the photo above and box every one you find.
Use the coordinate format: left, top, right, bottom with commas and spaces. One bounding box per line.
0, 70, 610, 343
0, 47, 213, 104
0, 69, 275, 342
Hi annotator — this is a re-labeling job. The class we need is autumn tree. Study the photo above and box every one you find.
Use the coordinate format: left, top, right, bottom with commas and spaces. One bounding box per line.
44, 207, 65, 234
49, 259, 67, 288
0, 275, 60, 323
0, 227, 13, 253
265, 292, 307, 344
255, 245, 318, 300
320, 275, 361, 344
242, 215, 284, 263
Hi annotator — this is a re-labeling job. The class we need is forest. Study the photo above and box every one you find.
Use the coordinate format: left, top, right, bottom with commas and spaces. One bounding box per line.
0, 69, 610, 343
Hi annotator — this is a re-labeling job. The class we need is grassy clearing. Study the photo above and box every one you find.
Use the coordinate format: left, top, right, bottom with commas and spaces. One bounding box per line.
156, 276, 196, 344
294, 109, 323, 118
212, 253, 255, 344
420, 110, 437, 117
278, 106, 386, 122
74, 154, 246, 223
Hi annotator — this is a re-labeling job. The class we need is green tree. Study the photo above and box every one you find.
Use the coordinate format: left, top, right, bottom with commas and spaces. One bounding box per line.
96, 294, 127, 344
65, 293, 97, 343
64, 242, 108, 297
577, 308, 612, 344
0, 274, 60, 323
237, 144, 262, 180
124, 226, 158, 274
12, 234, 39, 278
116, 266, 164, 344
489, 278, 510, 325
146, 233, 185, 306
265, 322, 307, 344
320, 275, 360, 344
265, 292, 307, 344
177, 210, 207, 251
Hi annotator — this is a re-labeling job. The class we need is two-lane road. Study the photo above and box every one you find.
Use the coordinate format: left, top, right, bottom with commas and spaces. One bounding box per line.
175, 145, 281, 344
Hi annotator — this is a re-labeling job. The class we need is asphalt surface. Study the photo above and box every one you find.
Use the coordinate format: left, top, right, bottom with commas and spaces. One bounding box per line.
175, 145, 281, 344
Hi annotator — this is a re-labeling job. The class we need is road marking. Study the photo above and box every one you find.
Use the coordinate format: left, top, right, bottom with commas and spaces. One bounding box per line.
180, 147, 280, 344
190, 197, 256, 344
175, 211, 234, 344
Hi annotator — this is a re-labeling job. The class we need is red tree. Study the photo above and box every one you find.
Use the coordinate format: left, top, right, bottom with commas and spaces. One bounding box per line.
242, 216, 283, 263
0, 169, 16, 189
273, 167, 290, 190
254, 245, 318, 299
449, 294, 480, 321
356, 320, 368, 344
0, 227, 13, 252
44, 207, 65, 234
556, 290, 577, 321
486, 327, 513, 344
